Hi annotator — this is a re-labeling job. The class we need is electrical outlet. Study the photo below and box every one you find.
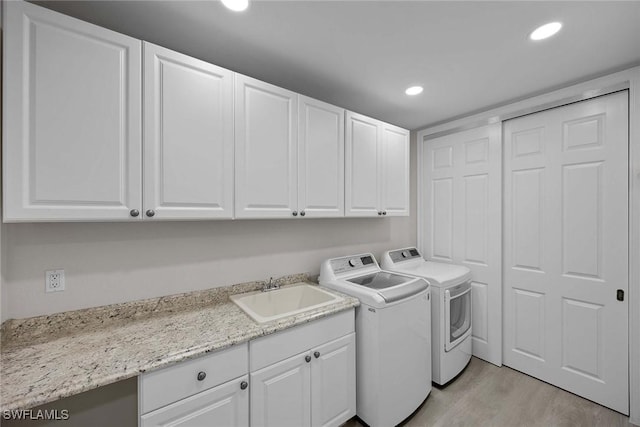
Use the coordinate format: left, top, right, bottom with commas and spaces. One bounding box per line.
45, 269, 65, 293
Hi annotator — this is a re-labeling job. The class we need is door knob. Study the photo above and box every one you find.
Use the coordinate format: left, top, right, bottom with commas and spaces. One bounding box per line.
240, 381, 248, 390
129, 209, 140, 217
314, 351, 320, 359
305, 355, 311, 363
197, 371, 206, 381
146, 209, 155, 218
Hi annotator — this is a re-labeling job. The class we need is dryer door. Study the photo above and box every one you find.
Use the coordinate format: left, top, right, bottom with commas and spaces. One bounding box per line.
444, 282, 472, 352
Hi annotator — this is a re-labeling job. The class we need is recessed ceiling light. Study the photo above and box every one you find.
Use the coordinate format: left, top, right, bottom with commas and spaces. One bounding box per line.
221, 0, 249, 12
529, 22, 562, 41
405, 86, 423, 96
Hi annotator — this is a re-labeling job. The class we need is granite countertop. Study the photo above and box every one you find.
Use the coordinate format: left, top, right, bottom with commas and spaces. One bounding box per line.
0, 274, 359, 412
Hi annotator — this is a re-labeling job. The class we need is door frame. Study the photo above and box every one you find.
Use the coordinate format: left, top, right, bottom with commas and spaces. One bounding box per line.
417, 65, 640, 423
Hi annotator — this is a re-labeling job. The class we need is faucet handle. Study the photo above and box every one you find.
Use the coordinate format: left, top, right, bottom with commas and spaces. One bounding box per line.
262, 276, 280, 291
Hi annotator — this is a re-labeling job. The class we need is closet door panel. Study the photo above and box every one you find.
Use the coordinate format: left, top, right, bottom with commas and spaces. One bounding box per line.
421, 124, 502, 365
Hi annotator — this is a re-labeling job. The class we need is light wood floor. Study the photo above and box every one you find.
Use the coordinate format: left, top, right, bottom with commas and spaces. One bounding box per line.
344, 357, 633, 427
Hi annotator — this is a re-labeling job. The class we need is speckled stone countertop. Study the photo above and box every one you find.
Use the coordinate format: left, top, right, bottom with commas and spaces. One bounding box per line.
0, 274, 359, 412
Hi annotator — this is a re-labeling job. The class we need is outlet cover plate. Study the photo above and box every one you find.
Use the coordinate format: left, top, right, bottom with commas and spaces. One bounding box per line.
45, 269, 65, 293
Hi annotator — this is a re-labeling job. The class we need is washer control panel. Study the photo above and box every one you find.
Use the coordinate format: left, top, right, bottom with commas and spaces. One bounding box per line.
330, 254, 377, 274
388, 248, 421, 263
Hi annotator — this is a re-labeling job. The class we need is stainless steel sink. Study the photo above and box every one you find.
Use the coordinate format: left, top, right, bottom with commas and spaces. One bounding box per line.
230, 283, 342, 324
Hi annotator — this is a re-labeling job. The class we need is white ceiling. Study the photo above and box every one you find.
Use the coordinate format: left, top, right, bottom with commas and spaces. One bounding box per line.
32, 0, 640, 130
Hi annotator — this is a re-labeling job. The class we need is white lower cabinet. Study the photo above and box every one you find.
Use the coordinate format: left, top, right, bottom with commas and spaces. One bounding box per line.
250, 351, 312, 427
250, 335, 356, 427
138, 343, 249, 427
310, 334, 356, 427
138, 311, 355, 427
250, 309, 356, 427
141, 375, 249, 427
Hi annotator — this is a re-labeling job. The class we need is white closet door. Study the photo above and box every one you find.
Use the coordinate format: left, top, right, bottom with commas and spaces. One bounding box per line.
235, 75, 298, 218
3, 0, 142, 221
298, 96, 344, 218
421, 124, 502, 366
503, 91, 629, 414
143, 42, 233, 220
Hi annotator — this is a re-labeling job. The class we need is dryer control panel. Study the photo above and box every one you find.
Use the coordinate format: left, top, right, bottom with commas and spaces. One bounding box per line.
388, 248, 422, 263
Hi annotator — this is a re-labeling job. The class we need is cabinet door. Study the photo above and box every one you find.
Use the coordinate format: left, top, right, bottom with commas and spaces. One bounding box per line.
143, 42, 233, 220
141, 375, 249, 427
310, 334, 356, 427
345, 112, 380, 217
380, 124, 410, 216
298, 96, 345, 218
3, 0, 142, 222
235, 75, 298, 218
251, 352, 311, 427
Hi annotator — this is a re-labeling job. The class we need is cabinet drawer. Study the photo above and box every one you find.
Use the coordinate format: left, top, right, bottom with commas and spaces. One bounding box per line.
250, 309, 354, 371
140, 343, 248, 414
141, 374, 249, 427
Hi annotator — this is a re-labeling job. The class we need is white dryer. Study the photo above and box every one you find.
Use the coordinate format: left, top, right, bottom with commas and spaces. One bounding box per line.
319, 253, 431, 427
381, 247, 472, 385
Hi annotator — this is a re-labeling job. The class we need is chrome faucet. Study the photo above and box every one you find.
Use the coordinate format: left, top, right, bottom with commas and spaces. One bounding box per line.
262, 277, 280, 292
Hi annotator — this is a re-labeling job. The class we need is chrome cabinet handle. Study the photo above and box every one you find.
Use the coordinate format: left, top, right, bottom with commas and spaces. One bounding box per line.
197, 371, 206, 381
382, 211, 387, 215
129, 209, 140, 217
240, 381, 248, 390
305, 355, 311, 363
146, 209, 155, 218
292, 211, 298, 217
300, 210, 306, 217
314, 351, 320, 359
378, 211, 382, 216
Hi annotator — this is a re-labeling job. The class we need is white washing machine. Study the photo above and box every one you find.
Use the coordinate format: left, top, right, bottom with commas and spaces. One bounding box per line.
319, 253, 431, 427
381, 247, 472, 386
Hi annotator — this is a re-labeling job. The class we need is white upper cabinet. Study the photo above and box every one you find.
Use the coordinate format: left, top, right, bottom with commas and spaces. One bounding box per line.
3, 1, 409, 222
345, 112, 409, 217
3, 0, 142, 222
345, 112, 381, 216
381, 124, 410, 216
143, 42, 234, 220
235, 75, 298, 218
298, 96, 345, 218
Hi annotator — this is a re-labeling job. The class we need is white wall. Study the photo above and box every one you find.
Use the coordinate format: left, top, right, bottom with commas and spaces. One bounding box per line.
1, 133, 417, 321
